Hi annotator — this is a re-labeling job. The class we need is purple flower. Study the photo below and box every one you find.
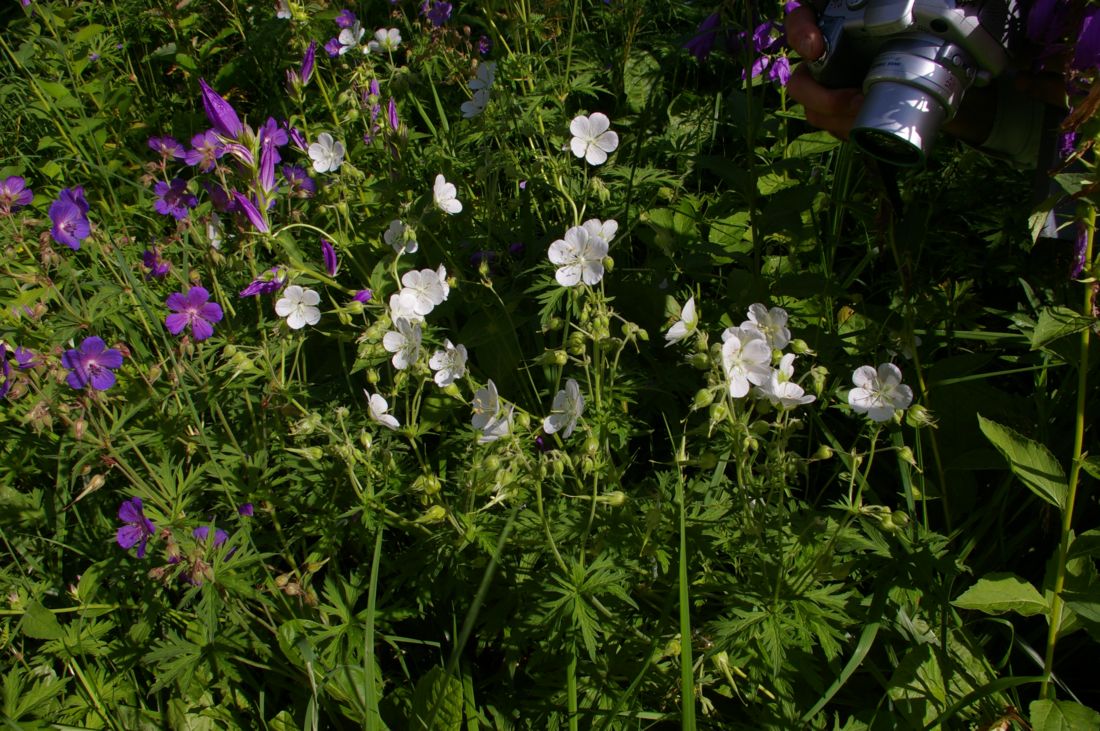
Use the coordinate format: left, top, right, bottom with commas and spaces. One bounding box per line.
477, 35, 491, 56
0, 176, 33, 215
48, 187, 91, 250
149, 135, 185, 160
387, 98, 400, 131
13, 347, 38, 369
117, 497, 156, 558
142, 247, 171, 279
1059, 131, 1078, 160
222, 142, 255, 166
321, 238, 339, 276
300, 40, 317, 85
238, 503, 254, 517
0, 345, 10, 400
421, 1, 452, 27
335, 9, 357, 28
259, 118, 289, 153
153, 179, 198, 219
240, 266, 287, 297
282, 164, 316, 197
193, 525, 229, 548
184, 130, 225, 172
165, 286, 223, 341
62, 336, 123, 391
684, 12, 721, 62
1074, 8, 1100, 71
232, 191, 270, 233
199, 78, 244, 140
324, 37, 342, 58
1071, 220, 1089, 279
288, 126, 308, 154
204, 181, 236, 212
353, 289, 373, 303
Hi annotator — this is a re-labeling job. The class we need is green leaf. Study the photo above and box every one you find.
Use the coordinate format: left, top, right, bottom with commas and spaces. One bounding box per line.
1030, 699, 1100, 731
410, 666, 463, 730
785, 130, 841, 157
977, 415, 1068, 510
73, 23, 106, 43
1081, 456, 1100, 481
1030, 306, 1095, 350
1068, 529, 1100, 561
20, 601, 64, 640
952, 573, 1048, 617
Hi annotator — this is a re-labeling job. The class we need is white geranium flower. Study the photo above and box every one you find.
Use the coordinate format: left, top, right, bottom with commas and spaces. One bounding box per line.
721, 333, 772, 398
665, 297, 698, 346
759, 353, 816, 409
569, 112, 619, 166
742, 303, 790, 350
461, 88, 490, 119
388, 292, 424, 324
468, 62, 496, 92
308, 132, 345, 173
275, 0, 291, 20
275, 285, 322, 330
367, 27, 401, 53
400, 268, 447, 316
472, 380, 513, 443
548, 225, 609, 287
384, 219, 418, 254
433, 174, 462, 214
543, 378, 584, 438
848, 363, 913, 422
365, 391, 400, 430
429, 340, 468, 387
721, 324, 764, 344
581, 218, 618, 244
338, 23, 365, 55
436, 264, 450, 301
382, 317, 422, 370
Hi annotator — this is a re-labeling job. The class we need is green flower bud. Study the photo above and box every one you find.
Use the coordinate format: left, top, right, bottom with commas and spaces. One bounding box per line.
603, 256, 614, 273
366, 368, 380, 384
515, 412, 531, 430
598, 490, 627, 506
416, 504, 447, 524
689, 352, 710, 370
813, 445, 834, 461
223, 344, 238, 358
897, 446, 917, 467
789, 339, 814, 355
347, 300, 365, 315
905, 404, 936, 429
692, 388, 716, 410
750, 420, 770, 436
890, 510, 910, 528
545, 317, 564, 332
584, 436, 600, 456
484, 455, 501, 472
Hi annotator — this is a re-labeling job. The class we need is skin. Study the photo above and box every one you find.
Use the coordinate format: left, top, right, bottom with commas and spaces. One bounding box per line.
784, 2, 1065, 147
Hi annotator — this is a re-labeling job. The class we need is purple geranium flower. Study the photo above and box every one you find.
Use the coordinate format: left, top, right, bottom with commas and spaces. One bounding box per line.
1074, 8, 1100, 71
62, 336, 123, 391
184, 130, 225, 172
204, 181, 236, 213
336, 9, 357, 28
0, 345, 11, 400
13, 347, 38, 369
324, 37, 342, 58
353, 289, 373, 303
321, 238, 338, 276
117, 497, 156, 558
282, 164, 316, 197
0, 176, 33, 215
142, 247, 171, 279
149, 135, 185, 160
193, 525, 229, 547
199, 78, 244, 140
238, 503, 254, 517
421, 1, 452, 27
477, 35, 491, 56
684, 12, 721, 62
154, 179, 198, 219
240, 266, 287, 297
49, 187, 91, 250
165, 286, 223, 341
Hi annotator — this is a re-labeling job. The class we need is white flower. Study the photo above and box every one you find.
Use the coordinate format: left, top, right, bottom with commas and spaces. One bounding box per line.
848, 363, 913, 422
206, 213, 223, 250
569, 112, 619, 166
742, 303, 790, 351
759, 353, 816, 409
275, 285, 322, 330
365, 391, 400, 430
721, 333, 772, 398
665, 297, 698, 346
436, 264, 450, 301
308, 132, 345, 173
581, 218, 618, 244
548, 225, 609, 287
472, 380, 513, 443
338, 23, 365, 55
384, 219, 418, 254
468, 62, 496, 92
382, 317, 422, 370
388, 292, 424, 324
543, 378, 584, 438
461, 88, 491, 119
429, 340, 468, 387
400, 268, 448, 316
367, 27, 401, 53
275, 0, 291, 19
433, 174, 462, 214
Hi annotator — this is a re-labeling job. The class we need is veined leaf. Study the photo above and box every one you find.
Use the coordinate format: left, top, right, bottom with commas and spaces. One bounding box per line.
1030, 306, 1095, 350
977, 415, 1068, 510
20, 601, 64, 640
952, 573, 1048, 617
1030, 699, 1100, 731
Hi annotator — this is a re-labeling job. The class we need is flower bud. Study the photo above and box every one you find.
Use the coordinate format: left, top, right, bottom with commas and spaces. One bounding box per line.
584, 436, 600, 456
905, 404, 936, 429
636, 328, 649, 342
567, 332, 586, 355
708, 400, 729, 423
417, 504, 447, 524
813, 445, 833, 461
597, 490, 626, 506
552, 459, 566, 477
484, 455, 501, 472
366, 368, 380, 384
602, 256, 614, 273
544, 317, 564, 332
749, 420, 770, 436
890, 510, 910, 529
223, 344, 238, 358
789, 339, 814, 355
347, 300, 365, 315
689, 352, 709, 370
73, 418, 87, 441
692, 388, 715, 410
743, 436, 758, 452
359, 429, 372, 451
897, 446, 917, 467
515, 412, 531, 430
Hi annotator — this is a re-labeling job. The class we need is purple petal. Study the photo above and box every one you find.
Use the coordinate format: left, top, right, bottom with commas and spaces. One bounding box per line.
198, 301, 223, 323
117, 524, 142, 550
165, 312, 190, 335
199, 79, 244, 139
89, 368, 117, 391
321, 239, 338, 276
190, 317, 214, 341
118, 497, 144, 522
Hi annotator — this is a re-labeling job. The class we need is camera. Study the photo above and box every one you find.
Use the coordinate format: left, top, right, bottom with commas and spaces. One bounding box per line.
809, 0, 1021, 166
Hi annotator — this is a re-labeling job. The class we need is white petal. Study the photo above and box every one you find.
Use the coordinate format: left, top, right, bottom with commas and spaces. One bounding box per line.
274, 298, 294, 317
555, 264, 582, 287
587, 112, 610, 135
570, 137, 589, 159
584, 145, 608, 166
569, 115, 592, 139
594, 130, 619, 153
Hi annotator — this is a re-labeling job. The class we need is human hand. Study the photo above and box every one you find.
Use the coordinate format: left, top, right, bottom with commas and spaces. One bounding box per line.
784, 3, 863, 140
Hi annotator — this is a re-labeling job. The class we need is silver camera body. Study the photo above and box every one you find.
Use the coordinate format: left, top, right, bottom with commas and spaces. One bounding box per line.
810, 0, 1020, 166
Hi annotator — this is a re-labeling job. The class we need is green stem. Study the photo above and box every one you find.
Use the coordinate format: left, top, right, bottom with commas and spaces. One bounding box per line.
567, 646, 579, 731
1040, 204, 1095, 699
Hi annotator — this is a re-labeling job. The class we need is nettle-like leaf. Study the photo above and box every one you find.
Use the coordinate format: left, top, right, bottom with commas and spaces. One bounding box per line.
952, 573, 1048, 617
1030, 699, 1100, 731
977, 415, 1068, 510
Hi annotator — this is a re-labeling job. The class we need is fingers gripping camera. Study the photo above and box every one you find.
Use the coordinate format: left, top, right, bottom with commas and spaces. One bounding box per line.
810, 0, 1019, 166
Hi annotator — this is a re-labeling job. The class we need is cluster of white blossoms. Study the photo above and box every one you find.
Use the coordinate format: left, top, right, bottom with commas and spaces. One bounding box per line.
461, 61, 496, 119
384, 219, 418, 255
548, 218, 617, 287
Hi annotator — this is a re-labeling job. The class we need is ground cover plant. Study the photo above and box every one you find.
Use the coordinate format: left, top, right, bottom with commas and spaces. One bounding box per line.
2, 0, 1099, 728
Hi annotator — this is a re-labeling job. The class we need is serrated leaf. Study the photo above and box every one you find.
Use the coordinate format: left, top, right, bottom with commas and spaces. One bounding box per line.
21, 601, 64, 640
410, 666, 463, 730
952, 573, 1048, 616
977, 415, 1067, 510
1030, 699, 1100, 731
1030, 306, 1094, 349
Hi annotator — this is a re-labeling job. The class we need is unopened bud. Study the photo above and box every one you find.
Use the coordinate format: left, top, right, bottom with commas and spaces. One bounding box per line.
813, 445, 834, 461
689, 352, 709, 370
897, 446, 917, 467
905, 404, 936, 429
602, 256, 614, 273
545, 317, 564, 332
417, 505, 448, 524
692, 388, 715, 410
515, 412, 531, 430
73, 418, 87, 441
789, 339, 814, 355
890, 510, 910, 529
598, 490, 626, 506
366, 369, 380, 384
484, 455, 501, 472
